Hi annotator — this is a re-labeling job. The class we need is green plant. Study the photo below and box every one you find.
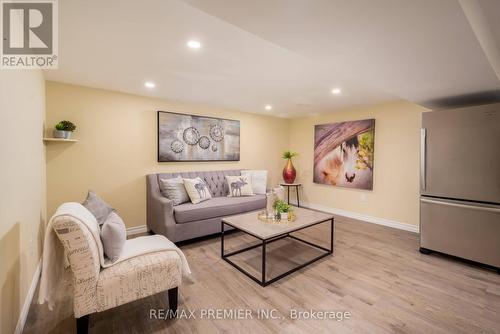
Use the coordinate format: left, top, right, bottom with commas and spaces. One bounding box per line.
282, 150, 298, 160
273, 199, 293, 213
55, 120, 76, 132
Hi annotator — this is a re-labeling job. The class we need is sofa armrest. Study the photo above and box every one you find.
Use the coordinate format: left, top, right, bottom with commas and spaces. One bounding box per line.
146, 175, 176, 239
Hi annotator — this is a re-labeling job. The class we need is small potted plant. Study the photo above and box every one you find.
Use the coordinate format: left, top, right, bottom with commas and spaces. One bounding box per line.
54, 120, 76, 139
273, 199, 293, 221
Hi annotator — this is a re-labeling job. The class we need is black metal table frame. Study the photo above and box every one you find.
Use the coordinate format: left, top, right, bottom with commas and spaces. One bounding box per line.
221, 218, 334, 287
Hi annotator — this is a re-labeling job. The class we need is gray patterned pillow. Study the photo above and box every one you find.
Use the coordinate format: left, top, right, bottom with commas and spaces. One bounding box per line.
159, 177, 189, 205
82, 191, 114, 225
100, 212, 126, 262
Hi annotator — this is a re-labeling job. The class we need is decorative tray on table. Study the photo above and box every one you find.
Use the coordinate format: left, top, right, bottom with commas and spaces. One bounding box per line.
257, 210, 296, 223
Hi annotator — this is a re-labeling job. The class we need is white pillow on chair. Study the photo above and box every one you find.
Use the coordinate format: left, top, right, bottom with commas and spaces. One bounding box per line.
100, 212, 126, 262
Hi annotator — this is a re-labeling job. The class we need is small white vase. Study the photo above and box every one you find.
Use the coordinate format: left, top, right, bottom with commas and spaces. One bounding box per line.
54, 130, 72, 139
280, 212, 288, 221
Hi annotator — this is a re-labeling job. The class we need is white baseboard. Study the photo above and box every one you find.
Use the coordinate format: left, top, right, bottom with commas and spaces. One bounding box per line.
126, 225, 148, 236
15, 259, 42, 334
124, 204, 419, 236
300, 202, 419, 233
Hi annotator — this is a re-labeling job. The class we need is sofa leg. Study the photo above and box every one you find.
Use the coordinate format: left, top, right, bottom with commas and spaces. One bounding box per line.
168, 287, 178, 316
76, 314, 89, 334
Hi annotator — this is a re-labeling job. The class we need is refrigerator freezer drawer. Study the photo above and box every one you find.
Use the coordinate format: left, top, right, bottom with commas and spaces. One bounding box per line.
420, 197, 500, 268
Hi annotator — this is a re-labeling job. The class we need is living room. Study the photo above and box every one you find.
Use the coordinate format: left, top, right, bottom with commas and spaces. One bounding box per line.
1, 1, 499, 334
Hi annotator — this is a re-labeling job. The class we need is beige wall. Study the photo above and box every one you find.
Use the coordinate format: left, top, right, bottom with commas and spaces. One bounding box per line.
0, 70, 46, 334
45, 82, 427, 230
289, 101, 428, 226
45, 82, 290, 227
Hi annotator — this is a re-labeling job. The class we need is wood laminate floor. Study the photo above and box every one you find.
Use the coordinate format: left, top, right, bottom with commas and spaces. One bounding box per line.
23, 217, 500, 334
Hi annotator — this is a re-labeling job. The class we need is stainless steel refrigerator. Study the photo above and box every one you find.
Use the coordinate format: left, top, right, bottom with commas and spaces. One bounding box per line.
420, 103, 500, 270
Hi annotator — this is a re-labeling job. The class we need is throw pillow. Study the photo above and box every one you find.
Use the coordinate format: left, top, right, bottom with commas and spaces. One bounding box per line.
159, 177, 190, 205
100, 211, 126, 262
82, 191, 114, 225
241, 170, 268, 194
226, 175, 254, 197
183, 177, 212, 204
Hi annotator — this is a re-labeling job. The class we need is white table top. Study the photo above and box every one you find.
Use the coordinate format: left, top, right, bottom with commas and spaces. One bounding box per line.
279, 182, 302, 186
222, 206, 334, 240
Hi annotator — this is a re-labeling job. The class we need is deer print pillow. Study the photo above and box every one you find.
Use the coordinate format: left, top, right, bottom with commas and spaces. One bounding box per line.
183, 177, 212, 204
226, 175, 254, 197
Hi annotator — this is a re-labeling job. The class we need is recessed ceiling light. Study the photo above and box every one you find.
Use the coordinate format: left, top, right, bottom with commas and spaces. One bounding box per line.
331, 88, 341, 95
145, 81, 155, 88
187, 40, 201, 49
265, 105, 272, 110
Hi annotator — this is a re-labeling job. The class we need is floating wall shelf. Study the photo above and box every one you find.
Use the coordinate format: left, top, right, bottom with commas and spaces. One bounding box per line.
43, 138, 78, 143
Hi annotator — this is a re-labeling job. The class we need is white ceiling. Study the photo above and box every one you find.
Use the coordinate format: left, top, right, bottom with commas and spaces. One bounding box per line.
44, 0, 500, 117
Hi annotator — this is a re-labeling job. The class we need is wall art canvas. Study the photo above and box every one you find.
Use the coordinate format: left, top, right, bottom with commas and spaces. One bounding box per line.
158, 111, 240, 162
314, 119, 375, 190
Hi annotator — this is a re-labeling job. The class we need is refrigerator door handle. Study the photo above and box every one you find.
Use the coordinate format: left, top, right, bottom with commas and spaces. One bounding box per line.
421, 198, 500, 213
420, 128, 426, 190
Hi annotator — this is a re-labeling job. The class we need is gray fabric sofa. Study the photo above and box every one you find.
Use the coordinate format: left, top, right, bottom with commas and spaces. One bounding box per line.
147, 170, 266, 242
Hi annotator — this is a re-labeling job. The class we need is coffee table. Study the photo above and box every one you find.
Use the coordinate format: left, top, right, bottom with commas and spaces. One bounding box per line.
221, 206, 334, 286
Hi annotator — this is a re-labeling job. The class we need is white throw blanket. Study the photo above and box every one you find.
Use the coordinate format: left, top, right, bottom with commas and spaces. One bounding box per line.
38, 202, 191, 310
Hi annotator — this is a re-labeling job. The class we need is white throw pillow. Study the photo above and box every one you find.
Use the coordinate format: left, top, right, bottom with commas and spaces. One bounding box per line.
226, 175, 254, 197
100, 212, 126, 262
241, 170, 268, 195
183, 177, 212, 204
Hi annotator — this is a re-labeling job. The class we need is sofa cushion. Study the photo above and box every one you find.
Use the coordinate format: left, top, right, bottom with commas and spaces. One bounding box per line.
159, 177, 189, 205
100, 212, 126, 262
241, 170, 268, 195
173, 195, 266, 224
226, 175, 253, 197
157, 170, 241, 197
183, 177, 212, 204
82, 191, 114, 225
